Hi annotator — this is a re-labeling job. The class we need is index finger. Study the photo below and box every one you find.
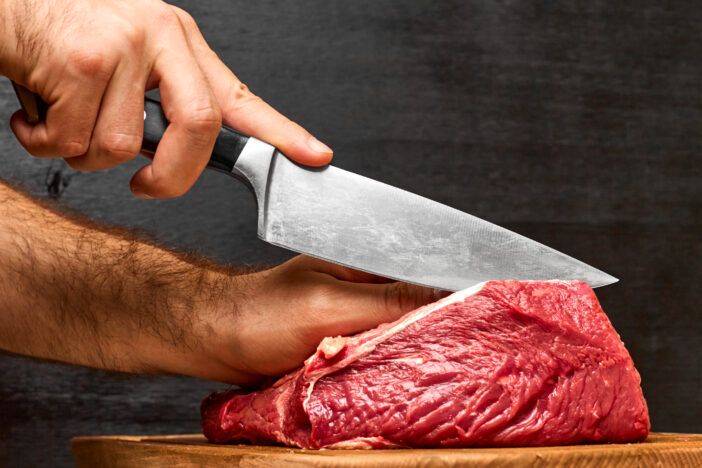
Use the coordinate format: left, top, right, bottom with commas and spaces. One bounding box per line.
290, 255, 395, 284
172, 7, 333, 167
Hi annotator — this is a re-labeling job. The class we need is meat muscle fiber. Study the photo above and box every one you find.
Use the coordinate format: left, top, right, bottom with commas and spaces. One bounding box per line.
201, 281, 649, 449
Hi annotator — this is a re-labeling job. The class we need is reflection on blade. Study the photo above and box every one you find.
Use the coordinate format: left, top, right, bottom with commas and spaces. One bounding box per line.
247, 150, 617, 291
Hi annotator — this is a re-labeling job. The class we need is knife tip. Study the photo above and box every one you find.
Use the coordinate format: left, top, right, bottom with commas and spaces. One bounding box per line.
591, 272, 619, 288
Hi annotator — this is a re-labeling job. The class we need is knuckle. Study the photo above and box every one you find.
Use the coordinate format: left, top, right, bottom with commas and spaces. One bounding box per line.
181, 104, 222, 137
383, 283, 403, 315
117, 20, 146, 52
155, 6, 183, 31
98, 132, 141, 162
66, 47, 111, 79
232, 81, 253, 100
59, 139, 90, 158
171, 6, 198, 31
22, 130, 90, 158
383, 283, 420, 316
224, 82, 257, 112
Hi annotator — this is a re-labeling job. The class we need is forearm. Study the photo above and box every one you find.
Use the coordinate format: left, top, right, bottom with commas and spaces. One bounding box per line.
0, 182, 233, 376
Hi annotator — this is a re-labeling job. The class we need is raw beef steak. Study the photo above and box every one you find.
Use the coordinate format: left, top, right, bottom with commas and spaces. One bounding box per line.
202, 281, 649, 449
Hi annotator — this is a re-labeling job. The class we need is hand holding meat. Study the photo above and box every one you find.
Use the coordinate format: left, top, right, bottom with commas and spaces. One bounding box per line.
197, 256, 438, 384
0, 0, 332, 198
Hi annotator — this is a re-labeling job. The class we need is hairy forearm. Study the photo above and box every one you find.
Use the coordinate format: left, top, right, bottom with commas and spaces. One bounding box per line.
0, 182, 235, 375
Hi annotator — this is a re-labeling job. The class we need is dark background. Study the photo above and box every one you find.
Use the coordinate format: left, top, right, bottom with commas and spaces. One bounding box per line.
1, 1, 701, 466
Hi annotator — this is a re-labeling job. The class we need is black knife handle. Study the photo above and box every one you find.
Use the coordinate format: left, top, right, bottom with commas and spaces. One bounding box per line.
11, 82, 48, 124
142, 97, 249, 173
9, 83, 250, 174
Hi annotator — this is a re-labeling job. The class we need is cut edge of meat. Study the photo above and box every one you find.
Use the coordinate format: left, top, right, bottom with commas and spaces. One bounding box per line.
304, 281, 488, 376
301, 281, 489, 412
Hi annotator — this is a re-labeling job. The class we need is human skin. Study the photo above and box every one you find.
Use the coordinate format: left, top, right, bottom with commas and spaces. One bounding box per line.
0, 0, 333, 198
0, 1, 431, 386
0, 183, 437, 385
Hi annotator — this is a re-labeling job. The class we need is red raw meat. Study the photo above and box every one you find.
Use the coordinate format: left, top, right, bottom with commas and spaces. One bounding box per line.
202, 281, 649, 449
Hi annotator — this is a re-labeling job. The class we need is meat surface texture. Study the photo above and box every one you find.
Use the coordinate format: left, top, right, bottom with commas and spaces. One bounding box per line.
201, 281, 649, 449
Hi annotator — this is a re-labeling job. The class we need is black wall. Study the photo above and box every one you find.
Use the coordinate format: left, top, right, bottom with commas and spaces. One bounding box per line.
1, 1, 700, 466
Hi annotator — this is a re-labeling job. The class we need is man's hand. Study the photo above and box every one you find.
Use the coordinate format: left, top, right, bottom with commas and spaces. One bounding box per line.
0, 183, 436, 385
0, 0, 332, 198
191, 256, 438, 385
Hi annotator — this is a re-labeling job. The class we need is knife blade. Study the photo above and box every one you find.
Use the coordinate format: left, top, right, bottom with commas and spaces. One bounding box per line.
11, 85, 617, 291
141, 98, 617, 291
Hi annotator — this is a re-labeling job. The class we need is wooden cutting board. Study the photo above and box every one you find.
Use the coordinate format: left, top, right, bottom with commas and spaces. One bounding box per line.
72, 432, 702, 467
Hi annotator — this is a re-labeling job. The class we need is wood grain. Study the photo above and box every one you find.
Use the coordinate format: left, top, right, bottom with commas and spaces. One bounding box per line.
72, 433, 702, 468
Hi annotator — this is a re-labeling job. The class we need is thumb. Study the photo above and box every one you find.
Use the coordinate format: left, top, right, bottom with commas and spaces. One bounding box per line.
173, 7, 333, 166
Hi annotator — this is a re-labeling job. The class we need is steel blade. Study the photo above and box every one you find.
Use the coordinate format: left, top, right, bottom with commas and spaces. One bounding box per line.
233, 139, 618, 291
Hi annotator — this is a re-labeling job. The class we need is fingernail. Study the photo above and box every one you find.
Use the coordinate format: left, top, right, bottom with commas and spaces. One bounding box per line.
307, 135, 333, 154
133, 190, 153, 199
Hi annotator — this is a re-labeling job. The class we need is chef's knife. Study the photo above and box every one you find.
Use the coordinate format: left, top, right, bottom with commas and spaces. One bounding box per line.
11, 83, 617, 291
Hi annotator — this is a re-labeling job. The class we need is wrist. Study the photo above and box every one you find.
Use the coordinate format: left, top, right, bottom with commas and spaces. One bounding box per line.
0, 1, 19, 78
99, 245, 209, 374
127, 259, 253, 383
0, 0, 45, 81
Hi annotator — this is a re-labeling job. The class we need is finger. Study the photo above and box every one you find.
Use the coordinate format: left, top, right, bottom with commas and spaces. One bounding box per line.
130, 31, 221, 198
309, 276, 438, 338
348, 281, 438, 330
289, 255, 394, 284
172, 7, 332, 167
66, 60, 147, 171
10, 76, 105, 159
